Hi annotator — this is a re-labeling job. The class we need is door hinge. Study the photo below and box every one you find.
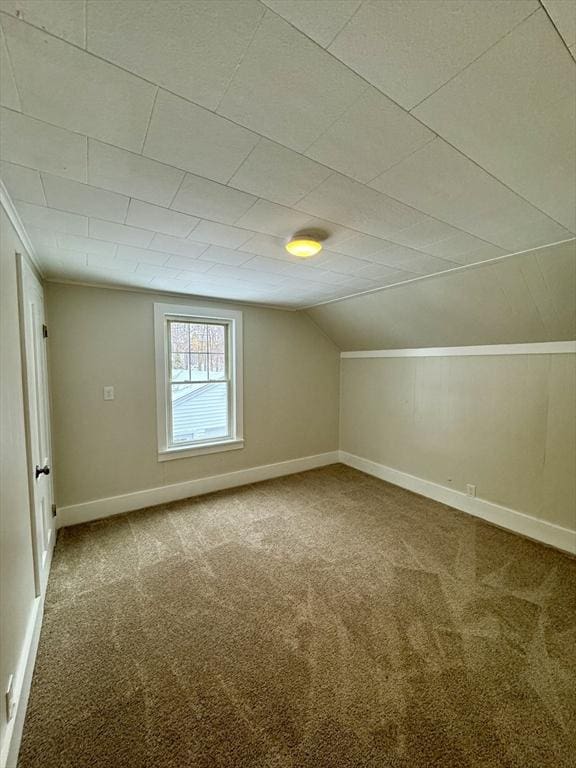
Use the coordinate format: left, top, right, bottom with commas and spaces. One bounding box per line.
51, 504, 57, 518
42, 324, 48, 339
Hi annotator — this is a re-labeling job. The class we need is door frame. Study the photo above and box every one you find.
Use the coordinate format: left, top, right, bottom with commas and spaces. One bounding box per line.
16, 252, 55, 597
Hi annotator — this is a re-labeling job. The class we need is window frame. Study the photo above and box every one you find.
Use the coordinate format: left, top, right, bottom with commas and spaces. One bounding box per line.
154, 303, 244, 461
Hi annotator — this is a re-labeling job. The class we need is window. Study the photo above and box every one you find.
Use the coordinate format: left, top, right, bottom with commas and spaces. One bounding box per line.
154, 303, 243, 460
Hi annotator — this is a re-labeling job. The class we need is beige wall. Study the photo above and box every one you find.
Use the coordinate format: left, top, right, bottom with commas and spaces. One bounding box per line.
340, 354, 576, 531
46, 283, 340, 508
0, 208, 37, 751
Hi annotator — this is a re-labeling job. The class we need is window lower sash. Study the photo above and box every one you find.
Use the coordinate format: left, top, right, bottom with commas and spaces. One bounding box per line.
157, 437, 245, 462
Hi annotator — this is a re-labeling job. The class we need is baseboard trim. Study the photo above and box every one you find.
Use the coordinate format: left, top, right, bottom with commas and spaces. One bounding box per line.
339, 451, 576, 555
1, 541, 54, 768
57, 451, 340, 527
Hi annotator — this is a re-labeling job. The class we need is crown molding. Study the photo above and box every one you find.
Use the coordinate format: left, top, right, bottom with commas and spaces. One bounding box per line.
0, 178, 43, 276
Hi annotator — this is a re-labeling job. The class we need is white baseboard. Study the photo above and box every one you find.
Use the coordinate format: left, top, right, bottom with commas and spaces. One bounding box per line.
57, 451, 340, 527
1, 541, 54, 768
340, 451, 576, 555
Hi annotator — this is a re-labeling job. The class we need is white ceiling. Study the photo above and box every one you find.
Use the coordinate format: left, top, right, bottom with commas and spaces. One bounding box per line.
0, 0, 574, 308
308, 239, 576, 349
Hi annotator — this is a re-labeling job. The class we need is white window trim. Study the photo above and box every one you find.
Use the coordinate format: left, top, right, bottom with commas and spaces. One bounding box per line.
154, 303, 244, 461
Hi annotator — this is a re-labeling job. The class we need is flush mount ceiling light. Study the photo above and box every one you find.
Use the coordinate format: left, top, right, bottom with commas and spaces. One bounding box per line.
285, 230, 327, 258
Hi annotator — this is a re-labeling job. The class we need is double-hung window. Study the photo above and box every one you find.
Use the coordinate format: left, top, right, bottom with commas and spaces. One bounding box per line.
154, 303, 243, 460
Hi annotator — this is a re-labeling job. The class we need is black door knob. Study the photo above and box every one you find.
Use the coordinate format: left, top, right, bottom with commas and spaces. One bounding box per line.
35, 464, 50, 479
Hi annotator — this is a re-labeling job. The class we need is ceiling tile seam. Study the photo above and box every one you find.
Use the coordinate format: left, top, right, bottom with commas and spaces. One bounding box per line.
230, 195, 260, 228
29, 225, 291, 283
376, 143, 573, 240
288, 183, 504, 257
34, 174, 135, 213
85, 134, 183, 192
154, 110, 569, 254
268, 169, 339, 215
1, 134, 566, 268
82, 0, 87, 50
407, 5, 543, 112
299, 237, 576, 311
12, 186, 504, 275
2, 7, 572, 238
296, 81, 371, 156
202, 4, 575, 233
179, 92, 464, 242
36, 168, 49, 208
1, 39, 568, 254
362, 135, 438, 185
12, 166, 547, 282
213, 3, 268, 115
245, 8, 575, 229
165, 170, 188, 211
214, 158, 507, 260
138, 86, 160, 155
4, 12, 569, 240
1, 153, 467, 265
122, 196, 130, 225
0, 21, 23, 109
87, 215, 150, 241
321, 0, 365, 50
538, 0, 576, 58
182, 214, 199, 239
221, 137, 263, 186
26, 178, 203, 246
24, 185, 484, 269
405, 39, 576, 232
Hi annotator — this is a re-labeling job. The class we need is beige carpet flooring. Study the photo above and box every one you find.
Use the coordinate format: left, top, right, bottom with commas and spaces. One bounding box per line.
18, 464, 576, 767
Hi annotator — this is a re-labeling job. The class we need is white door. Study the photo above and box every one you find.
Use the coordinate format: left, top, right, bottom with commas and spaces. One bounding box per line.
17, 255, 55, 595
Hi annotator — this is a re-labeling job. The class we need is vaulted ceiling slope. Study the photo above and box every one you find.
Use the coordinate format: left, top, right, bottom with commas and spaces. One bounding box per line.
307, 240, 576, 350
0, 0, 574, 308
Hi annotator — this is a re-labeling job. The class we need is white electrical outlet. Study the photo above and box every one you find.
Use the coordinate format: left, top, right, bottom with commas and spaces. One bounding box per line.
5, 675, 15, 722
103, 385, 115, 401
466, 484, 476, 498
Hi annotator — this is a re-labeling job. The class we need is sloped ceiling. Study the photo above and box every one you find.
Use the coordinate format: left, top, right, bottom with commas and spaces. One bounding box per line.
306, 240, 576, 350
0, 0, 574, 309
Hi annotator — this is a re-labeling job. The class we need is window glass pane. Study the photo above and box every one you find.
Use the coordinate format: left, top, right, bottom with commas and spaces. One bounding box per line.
189, 323, 208, 353
170, 382, 229, 444
169, 322, 190, 353
207, 324, 226, 354
189, 352, 209, 381
170, 353, 190, 382
208, 353, 226, 380
163, 314, 237, 449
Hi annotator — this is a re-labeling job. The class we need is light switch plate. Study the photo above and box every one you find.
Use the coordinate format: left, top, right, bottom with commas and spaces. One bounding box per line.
103, 386, 115, 401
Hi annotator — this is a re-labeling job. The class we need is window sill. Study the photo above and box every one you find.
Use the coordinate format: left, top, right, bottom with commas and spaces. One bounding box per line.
157, 438, 244, 462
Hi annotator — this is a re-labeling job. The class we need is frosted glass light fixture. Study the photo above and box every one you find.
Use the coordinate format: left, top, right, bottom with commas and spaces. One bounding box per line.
285, 230, 327, 258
